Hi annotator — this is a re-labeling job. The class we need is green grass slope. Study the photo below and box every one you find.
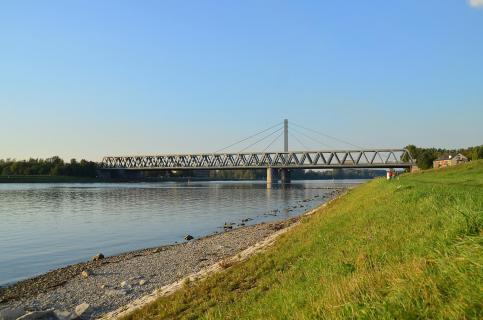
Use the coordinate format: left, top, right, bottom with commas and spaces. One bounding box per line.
126, 161, 483, 320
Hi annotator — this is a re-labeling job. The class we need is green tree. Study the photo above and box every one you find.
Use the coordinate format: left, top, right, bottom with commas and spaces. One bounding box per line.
477, 146, 483, 160
50, 165, 61, 176
403, 144, 418, 162
417, 150, 436, 170
2, 166, 11, 175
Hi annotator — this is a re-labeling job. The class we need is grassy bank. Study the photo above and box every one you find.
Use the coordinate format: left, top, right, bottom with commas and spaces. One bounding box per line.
125, 161, 483, 319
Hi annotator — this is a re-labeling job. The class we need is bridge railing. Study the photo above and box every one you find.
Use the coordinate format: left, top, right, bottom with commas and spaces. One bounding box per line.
101, 149, 413, 170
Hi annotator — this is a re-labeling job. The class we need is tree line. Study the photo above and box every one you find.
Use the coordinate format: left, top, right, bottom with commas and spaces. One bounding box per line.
0, 156, 98, 177
404, 145, 483, 170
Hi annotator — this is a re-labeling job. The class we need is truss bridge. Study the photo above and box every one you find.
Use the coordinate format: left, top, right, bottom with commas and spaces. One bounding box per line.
101, 120, 414, 184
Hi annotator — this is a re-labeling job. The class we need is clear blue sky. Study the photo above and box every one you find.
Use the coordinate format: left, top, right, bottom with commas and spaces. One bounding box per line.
1, 0, 482, 161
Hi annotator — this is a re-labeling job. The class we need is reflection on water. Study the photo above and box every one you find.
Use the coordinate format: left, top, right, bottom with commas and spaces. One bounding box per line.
0, 180, 363, 285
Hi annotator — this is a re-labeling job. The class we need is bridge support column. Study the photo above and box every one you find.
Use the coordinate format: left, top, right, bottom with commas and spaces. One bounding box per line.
280, 168, 291, 184
267, 167, 275, 188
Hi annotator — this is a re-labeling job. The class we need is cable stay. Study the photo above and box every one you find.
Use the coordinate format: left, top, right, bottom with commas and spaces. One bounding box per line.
238, 127, 283, 153
290, 126, 334, 149
291, 121, 363, 149
262, 131, 284, 152
214, 122, 283, 153
288, 132, 310, 150
213, 119, 362, 154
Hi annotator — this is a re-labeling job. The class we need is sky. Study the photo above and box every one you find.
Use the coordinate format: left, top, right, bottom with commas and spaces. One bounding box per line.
1, 0, 482, 161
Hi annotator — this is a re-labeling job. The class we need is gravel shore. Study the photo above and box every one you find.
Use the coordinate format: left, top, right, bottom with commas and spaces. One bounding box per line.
0, 189, 344, 319
0, 218, 299, 319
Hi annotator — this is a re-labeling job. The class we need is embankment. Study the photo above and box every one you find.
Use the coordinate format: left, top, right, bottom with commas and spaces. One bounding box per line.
123, 161, 482, 319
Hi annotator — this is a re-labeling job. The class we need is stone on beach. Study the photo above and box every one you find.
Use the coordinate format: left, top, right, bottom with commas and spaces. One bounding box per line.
105, 289, 128, 296
184, 234, 194, 241
120, 281, 132, 292
53, 310, 73, 320
92, 253, 104, 261
74, 303, 90, 318
80, 270, 92, 278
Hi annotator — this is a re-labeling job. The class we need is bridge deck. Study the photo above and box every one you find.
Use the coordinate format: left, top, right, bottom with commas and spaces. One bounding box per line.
101, 149, 413, 170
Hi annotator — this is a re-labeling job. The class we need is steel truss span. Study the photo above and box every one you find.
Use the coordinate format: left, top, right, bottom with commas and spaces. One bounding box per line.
101, 149, 413, 170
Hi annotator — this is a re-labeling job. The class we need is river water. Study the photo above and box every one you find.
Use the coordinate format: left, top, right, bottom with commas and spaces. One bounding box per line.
0, 180, 364, 285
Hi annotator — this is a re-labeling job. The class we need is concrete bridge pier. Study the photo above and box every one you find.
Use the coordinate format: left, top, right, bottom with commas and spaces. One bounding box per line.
280, 168, 291, 184
266, 167, 274, 188
267, 167, 291, 187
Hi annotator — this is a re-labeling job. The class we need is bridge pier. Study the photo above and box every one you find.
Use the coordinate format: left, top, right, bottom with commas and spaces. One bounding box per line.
266, 167, 275, 188
280, 168, 291, 184
267, 168, 291, 186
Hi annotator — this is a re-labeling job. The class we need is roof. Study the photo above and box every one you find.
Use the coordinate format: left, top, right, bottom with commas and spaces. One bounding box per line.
435, 155, 452, 161
434, 153, 468, 161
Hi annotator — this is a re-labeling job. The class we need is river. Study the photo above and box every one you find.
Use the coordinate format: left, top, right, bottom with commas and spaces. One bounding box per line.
0, 180, 365, 286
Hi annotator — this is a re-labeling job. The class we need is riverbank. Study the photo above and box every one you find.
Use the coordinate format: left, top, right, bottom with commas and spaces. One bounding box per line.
0, 188, 344, 319
0, 175, 204, 183
122, 161, 482, 319
1, 179, 349, 287
0, 221, 295, 318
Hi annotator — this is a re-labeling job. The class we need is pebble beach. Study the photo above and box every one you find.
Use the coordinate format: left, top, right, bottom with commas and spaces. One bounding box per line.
0, 189, 343, 319
0, 219, 298, 319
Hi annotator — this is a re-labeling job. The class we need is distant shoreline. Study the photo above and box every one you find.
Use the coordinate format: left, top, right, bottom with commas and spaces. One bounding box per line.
0, 175, 371, 184
0, 175, 257, 183
0, 175, 103, 183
